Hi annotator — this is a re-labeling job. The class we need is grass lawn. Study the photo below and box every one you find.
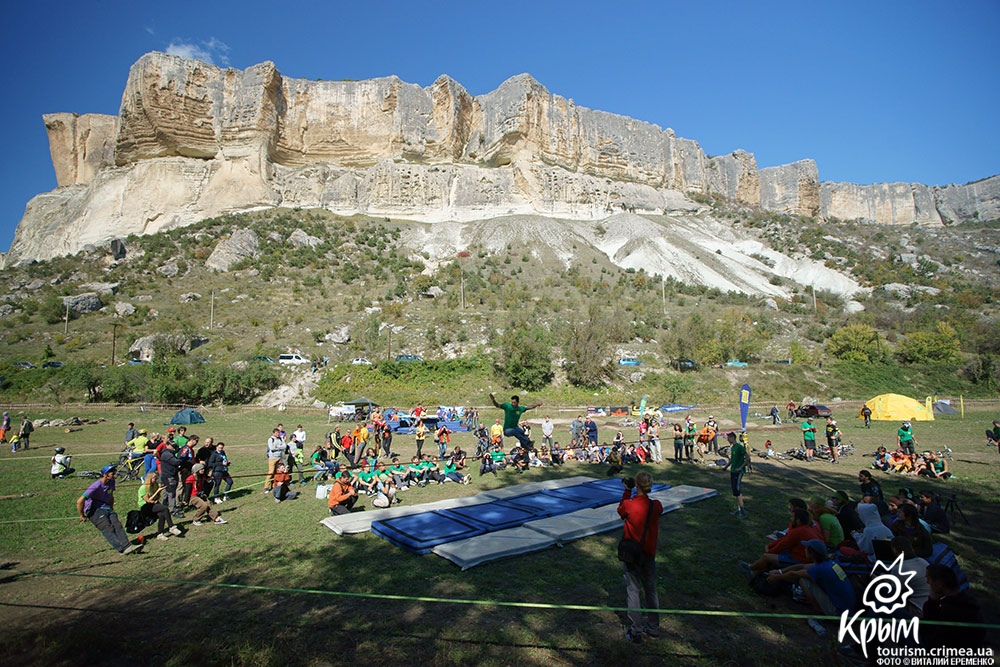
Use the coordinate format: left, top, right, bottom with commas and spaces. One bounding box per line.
0, 404, 997, 666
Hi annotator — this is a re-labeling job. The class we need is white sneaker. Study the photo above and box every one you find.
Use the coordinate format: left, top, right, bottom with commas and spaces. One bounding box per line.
214, 517, 228, 524
168, 526, 182, 536
222, 495, 230, 502
156, 533, 169, 541
122, 543, 141, 555
214, 498, 223, 504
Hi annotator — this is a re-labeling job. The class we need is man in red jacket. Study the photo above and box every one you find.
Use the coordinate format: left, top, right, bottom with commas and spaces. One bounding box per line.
617, 471, 663, 643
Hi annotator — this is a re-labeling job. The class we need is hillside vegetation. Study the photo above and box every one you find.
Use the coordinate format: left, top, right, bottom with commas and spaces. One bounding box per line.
2, 204, 999, 405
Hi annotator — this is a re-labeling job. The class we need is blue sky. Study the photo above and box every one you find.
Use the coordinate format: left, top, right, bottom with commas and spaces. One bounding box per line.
2, 1, 998, 252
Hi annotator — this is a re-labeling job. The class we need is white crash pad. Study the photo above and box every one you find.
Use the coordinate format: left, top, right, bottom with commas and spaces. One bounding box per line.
432, 525, 558, 570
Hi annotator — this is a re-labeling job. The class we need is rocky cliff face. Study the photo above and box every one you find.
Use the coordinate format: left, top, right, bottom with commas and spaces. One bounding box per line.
7, 52, 999, 266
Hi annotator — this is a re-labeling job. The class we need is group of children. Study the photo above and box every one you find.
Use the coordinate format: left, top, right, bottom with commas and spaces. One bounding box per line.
870, 445, 952, 479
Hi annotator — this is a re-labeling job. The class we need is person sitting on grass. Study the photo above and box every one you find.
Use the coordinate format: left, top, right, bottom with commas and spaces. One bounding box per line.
387, 457, 410, 489
850, 502, 893, 559
50, 447, 75, 479
272, 462, 299, 503
449, 445, 467, 470
891, 503, 934, 558
919, 452, 951, 479
353, 461, 379, 496
807, 496, 844, 549
184, 464, 228, 526
509, 445, 530, 473
550, 441, 564, 466
921, 564, 987, 649
406, 455, 428, 487
311, 444, 337, 482
327, 466, 359, 516
138, 472, 181, 541
857, 470, 885, 503
918, 490, 950, 534
739, 508, 822, 577
442, 457, 471, 484
871, 446, 891, 472
480, 449, 499, 477
419, 455, 448, 484
764, 539, 856, 638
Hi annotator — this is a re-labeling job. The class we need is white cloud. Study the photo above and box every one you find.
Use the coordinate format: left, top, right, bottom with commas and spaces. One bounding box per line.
165, 38, 231, 66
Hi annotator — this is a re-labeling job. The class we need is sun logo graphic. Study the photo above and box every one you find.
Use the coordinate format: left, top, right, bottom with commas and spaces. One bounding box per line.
838, 552, 920, 658
863, 554, 915, 614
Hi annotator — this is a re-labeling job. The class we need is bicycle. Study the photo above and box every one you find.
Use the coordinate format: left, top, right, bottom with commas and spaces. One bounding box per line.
117, 445, 146, 481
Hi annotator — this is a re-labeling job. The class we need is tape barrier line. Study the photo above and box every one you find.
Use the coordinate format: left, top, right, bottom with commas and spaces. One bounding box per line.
15, 570, 999, 630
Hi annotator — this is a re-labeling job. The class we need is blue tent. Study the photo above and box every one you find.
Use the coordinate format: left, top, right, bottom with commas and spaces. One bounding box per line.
166, 408, 206, 425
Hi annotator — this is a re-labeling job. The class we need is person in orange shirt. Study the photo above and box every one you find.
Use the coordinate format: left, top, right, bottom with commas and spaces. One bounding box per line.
327, 464, 359, 515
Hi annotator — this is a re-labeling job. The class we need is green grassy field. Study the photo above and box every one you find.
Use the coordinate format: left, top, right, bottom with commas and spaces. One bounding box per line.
0, 403, 996, 666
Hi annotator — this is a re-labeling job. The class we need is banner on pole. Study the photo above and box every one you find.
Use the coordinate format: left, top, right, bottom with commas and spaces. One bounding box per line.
739, 384, 752, 431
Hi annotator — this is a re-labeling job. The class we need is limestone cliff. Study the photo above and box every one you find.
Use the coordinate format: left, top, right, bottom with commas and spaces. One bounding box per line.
7, 51, 999, 266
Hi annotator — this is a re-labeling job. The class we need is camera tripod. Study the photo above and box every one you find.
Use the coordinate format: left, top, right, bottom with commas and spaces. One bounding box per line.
944, 494, 969, 525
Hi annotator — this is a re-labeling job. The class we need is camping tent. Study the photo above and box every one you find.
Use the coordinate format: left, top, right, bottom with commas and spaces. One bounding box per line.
932, 401, 958, 416
167, 408, 206, 425
859, 394, 933, 422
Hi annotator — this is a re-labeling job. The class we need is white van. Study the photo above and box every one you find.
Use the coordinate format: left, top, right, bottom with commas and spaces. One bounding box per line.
278, 353, 310, 366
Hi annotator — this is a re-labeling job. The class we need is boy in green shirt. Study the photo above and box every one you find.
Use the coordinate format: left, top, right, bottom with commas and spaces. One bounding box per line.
802, 418, 817, 461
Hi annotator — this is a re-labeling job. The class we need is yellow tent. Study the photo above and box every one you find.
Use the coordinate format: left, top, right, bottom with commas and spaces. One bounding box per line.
859, 393, 934, 422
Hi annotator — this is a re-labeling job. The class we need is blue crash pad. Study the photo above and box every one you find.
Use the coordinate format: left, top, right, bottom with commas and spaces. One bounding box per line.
370, 511, 485, 555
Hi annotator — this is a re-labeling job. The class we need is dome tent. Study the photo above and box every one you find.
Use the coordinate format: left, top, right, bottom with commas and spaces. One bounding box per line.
859, 394, 933, 422
166, 408, 206, 425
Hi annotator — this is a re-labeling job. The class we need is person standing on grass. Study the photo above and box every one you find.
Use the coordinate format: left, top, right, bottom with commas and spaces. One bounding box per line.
264, 428, 287, 494
212, 442, 234, 503
17, 415, 34, 451
801, 417, 817, 462
725, 431, 748, 518
0, 411, 10, 444
824, 417, 840, 464
414, 419, 428, 459
124, 422, 138, 446
77, 465, 142, 555
159, 440, 184, 518
618, 471, 663, 643
490, 393, 541, 450
898, 420, 918, 456
541, 416, 555, 448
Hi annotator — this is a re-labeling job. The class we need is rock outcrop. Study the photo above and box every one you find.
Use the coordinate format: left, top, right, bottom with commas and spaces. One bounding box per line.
7, 51, 999, 265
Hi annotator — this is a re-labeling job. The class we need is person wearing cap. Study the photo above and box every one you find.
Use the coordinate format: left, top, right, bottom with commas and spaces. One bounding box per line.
158, 438, 184, 517
801, 417, 817, 462
76, 465, 141, 555
704, 415, 719, 454
50, 446, 75, 479
126, 429, 150, 461
897, 420, 917, 456
183, 463, 227, 525
764, 539, 855, 630
824, 417, 840, 464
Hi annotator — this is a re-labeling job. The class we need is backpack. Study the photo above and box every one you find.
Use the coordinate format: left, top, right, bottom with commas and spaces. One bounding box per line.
125, 509, 155, 534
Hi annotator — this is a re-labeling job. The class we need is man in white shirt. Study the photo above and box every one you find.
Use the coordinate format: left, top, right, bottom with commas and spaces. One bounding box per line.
541, 416, 555, 448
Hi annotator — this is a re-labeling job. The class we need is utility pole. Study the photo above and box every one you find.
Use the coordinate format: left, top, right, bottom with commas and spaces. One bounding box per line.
64, 303, 70, 334
210, 290, 215, 329
460, 268, 466, 309
111, 323, 119, 365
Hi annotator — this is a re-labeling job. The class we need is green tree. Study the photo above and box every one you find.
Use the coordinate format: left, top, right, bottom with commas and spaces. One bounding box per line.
824, 324, 887, 363
659, 372, 692, 403
563, 304, 623, 387
895, 322, 961, 364
495, 323, 553, 391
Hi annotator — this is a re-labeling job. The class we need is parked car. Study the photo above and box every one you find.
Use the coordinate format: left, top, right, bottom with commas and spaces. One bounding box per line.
618, 356, 642, 366
673, 358, 699, 372
351, 358, 373, 366
278, 353, 310, 365
795, 404, 832, 418
42, 361, 64, 369
725, 359, 748, 367
12, 361, 37, 369
253, 355, 276, 364
395, 354, 423, 363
